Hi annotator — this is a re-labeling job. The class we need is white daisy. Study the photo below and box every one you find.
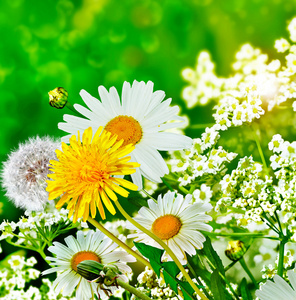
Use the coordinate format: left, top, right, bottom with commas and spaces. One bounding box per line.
1, 136, 60, 211
256, 269, 296, 300
42, 230, 136, 300
127, 191, 212, 263
58, 80, 192, 189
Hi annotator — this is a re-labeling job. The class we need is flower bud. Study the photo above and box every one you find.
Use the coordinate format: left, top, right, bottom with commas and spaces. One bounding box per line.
48, 87, 68, 109
225, 240, 247, 261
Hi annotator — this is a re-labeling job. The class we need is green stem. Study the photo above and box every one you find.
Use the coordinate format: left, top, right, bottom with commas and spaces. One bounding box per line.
141, 189, 157, 203
114, 201, 208, 300
205, 231, 279, 240
161, 177, 174, 192
251, 125, 268, 174
87, 217, 151, 269
278, 238, 287, 277
274, 211, 283, 234
224, 261, 237, 272
65, 101, 85, 118
191, 123, 215, 129
117, 279, 152, 300
239, 257, 259, 289
178, 185, 190, 194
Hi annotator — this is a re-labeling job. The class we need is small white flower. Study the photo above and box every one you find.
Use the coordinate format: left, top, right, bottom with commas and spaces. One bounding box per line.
193, 184, 212, 203
1, 136, 60, 211
274, 38, 290, 52
288, 18, 296, 42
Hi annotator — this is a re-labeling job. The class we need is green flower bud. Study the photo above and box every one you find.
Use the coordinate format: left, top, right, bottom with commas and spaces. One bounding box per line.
225, 240, 247, 261
48, 87, 68, 109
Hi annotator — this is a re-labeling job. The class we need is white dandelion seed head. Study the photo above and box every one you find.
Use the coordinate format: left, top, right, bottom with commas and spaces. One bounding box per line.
1, 136, 61, 211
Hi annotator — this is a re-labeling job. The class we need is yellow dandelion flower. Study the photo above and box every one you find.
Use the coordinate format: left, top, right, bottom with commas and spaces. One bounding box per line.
46, 126, 139, 222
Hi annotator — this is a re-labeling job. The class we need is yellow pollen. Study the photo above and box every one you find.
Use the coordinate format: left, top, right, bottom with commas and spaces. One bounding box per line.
71, 251, 101, 272
105, 115, 142, 146
152, 215, 182, 240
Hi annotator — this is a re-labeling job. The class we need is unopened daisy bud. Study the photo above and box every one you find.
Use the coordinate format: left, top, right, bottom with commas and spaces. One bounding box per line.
77, 260, 105, 282
48, 87, 68, 109
225, 240, 247, 261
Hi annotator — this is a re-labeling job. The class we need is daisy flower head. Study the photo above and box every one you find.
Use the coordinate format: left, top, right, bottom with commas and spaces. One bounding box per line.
58, 81, 192, 189
256, 269, 296, 300
1, 136, 60, 211
127, 191, 213, 262
46, 126, 139, 222
42, 230, 136, 300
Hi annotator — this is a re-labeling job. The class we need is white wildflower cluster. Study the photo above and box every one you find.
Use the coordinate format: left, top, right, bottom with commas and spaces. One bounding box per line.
168, 127, 237, 187
268, 134, 296, 241
132, 267, 180, 300
182, 52, 222, 107
261, 250, 295, 282
0, 204, 86, 248
1, 136, 60, 211
216, 156, 275, 226
182, 17, 296, 130
0, 255, 75, 300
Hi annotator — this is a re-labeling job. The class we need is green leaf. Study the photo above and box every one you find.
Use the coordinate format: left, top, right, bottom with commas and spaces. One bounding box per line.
127, 195, 149, 209
240, 278, 252, 300
134, 242, 197, 300
201, 236, 225, 276
186, 252, 211, 287
211, 269, 226, 300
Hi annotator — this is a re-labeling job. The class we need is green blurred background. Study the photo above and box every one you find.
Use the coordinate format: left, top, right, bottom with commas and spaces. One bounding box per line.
1, 0, 296, 221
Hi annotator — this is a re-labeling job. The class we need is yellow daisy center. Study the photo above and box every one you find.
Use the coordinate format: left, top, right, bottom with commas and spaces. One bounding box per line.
152, 214, 182, 240
71, 251, 101, 272
105, 115, 142, 147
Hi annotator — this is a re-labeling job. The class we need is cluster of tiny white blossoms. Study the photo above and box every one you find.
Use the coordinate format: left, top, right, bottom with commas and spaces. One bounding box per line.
182, 17, 296, 130
132, 267, 180, 300
0, 255, 75, 300
260, 250, 295, 283
268, 134, 296, 241
216, 156, 275, 226
168, 126, 237, 187
0, 204, 86, 247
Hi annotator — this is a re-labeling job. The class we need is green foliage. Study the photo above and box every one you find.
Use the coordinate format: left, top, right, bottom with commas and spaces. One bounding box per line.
240, 278, 253, 300
134, 242, 199, 300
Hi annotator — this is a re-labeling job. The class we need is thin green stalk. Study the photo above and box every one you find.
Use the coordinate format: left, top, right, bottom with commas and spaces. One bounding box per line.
114, 201, 209, 300
191, 123, 215, 129
178, 185, 190, 194
141, 189, 157, 203
261, 215, 280, 235
205, 231, 279, 240
87, 217, 151, 269
251, 125, 268, 174
274, 211, 283, 234
224, 261, 237, 272
117, 278, 152, 300
278, 238, 288, 277
65, 101, 85, 118
239, 257, 259, 289
161, 177, 174, 192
